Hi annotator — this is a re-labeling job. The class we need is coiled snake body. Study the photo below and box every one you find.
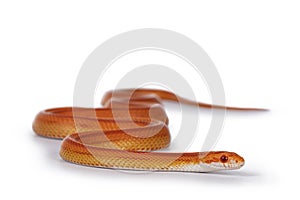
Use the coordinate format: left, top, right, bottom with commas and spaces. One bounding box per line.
33, 89, 264, 172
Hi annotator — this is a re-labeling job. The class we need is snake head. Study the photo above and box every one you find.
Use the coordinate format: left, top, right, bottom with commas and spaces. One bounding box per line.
200, 151, 245, 171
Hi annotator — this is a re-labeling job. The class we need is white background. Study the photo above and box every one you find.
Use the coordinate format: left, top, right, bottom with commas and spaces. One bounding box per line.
0, 0, 299, 199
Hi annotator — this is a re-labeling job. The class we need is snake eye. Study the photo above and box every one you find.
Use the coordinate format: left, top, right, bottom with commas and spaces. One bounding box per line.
220, 155, 228, 163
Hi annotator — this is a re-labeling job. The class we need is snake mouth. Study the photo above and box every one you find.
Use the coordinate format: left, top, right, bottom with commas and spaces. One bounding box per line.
202, 160, 245, 170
